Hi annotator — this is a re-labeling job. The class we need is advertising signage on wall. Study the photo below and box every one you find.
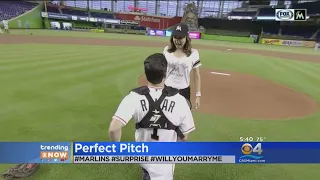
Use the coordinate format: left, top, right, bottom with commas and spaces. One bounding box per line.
165, 30, 172, 37
41, 12, 68, 20
120, 20, 139, 25
148, 29, 201, 39
41, 12, 120, 24
133, 15, 160, 23
261, 38, 315, 48
188, 32, 201, 39
115, 13, 182, 29
148, 29, 165, 36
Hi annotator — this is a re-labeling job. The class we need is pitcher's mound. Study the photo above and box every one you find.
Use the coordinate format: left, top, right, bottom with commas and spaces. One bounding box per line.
138, 69, 318, 120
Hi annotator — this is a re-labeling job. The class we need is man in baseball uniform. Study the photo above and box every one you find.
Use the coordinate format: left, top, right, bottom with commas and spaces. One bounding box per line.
0, 20, 3, 34
314, 41, 319, 52
2, 19, 9, 33
109, 53, 195, 180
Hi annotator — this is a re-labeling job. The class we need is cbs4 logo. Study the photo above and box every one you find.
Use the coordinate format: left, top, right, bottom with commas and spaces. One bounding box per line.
241, 143, 263, 155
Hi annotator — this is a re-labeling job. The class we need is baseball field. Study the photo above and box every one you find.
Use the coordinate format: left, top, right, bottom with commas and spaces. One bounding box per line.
0, 29, 319, 180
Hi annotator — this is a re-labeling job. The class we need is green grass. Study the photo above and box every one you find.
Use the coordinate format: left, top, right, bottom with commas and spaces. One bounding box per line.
9, 29, 320, 55
0, 31, 320, 180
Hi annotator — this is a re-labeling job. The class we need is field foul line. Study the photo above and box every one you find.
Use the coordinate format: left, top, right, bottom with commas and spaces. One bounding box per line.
210, 72, 231, 76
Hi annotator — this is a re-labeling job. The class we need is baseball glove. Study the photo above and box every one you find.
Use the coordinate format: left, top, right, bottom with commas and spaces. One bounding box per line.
2, 163, 40, 180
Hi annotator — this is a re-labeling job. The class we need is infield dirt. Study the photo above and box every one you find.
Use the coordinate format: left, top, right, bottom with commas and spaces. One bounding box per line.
1, 34, 318, 120
139, 69, 318, 120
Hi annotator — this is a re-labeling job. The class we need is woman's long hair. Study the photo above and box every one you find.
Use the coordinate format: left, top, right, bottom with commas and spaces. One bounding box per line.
167, 36, 192, 57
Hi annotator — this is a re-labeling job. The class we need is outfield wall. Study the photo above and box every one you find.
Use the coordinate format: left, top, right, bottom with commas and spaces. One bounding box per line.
9, 4, 44, 29
261, 38, 316, 48
144, 29, 255, 43
201, 34, 254, 43
90, 28, 146, 35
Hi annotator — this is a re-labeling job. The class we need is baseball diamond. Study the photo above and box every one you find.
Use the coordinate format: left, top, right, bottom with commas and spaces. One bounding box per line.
1, 31, 320, 180
1, 0, 320, 179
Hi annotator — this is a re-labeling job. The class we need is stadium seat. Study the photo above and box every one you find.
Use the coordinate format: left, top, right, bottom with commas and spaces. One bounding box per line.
0, 1, 36, 21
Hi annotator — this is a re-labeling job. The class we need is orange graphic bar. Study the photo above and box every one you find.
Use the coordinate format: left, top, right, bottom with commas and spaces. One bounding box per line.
40, 151, 68, 159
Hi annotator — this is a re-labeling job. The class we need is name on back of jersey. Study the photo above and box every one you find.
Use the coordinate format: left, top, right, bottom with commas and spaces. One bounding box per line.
140, 99, 176, 113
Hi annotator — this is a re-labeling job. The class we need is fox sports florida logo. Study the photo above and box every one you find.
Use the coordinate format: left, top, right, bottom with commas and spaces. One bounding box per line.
276, 9, 294, 20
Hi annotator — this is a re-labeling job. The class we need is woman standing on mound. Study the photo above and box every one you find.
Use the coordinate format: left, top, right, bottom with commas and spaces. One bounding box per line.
163, 23, 202, 109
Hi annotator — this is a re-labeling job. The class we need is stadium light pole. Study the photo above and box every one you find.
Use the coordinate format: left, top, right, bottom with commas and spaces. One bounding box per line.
44, 0, 47, 12
87, 0, 89, 14
43, 0, 50, 29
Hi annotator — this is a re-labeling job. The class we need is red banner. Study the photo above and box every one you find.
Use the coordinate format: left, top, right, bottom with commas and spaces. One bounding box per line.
128, 5, 148, 12
115, 13, 181, 29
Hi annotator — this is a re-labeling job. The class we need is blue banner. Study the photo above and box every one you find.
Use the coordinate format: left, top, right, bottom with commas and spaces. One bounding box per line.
73, 142, 320, 164
165, 30, 172, 37
147, 29, 172, 37
2, 142, 320, 164
147, 29, 165, 36
0, 142, 72, 164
